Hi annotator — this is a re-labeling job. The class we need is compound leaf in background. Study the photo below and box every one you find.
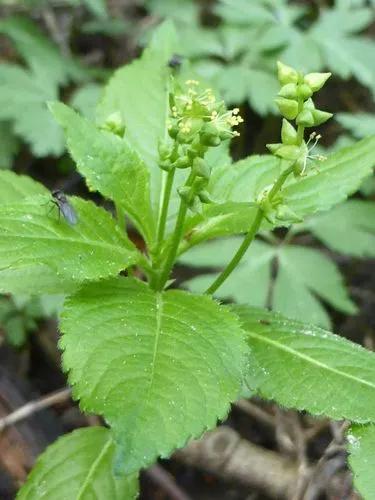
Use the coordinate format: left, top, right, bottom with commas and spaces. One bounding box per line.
235, 306, 375, 422
70, 83, 103, 121
50, 102, 156, 246
181, 238, 356, 329
97, 21, 177, 204
273, 245, 357, 329
0, 64, 64, 156
17, 427, 139, 500
336, 113, 375, 139
0, 16, 85, 87
0, 194, 138, 294
347, 424, 375, 500
61, 277, 247, 473
305, 200, 375, 258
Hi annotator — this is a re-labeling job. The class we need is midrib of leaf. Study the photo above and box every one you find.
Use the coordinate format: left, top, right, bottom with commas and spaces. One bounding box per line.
0, 232, 131, 253
248, 330, 375, 390
76, 437, 112, 500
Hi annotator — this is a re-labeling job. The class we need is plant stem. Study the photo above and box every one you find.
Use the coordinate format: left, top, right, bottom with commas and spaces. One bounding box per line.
156, 169, 175, 249
156, 171, 195, 290
205, 163, 295, 296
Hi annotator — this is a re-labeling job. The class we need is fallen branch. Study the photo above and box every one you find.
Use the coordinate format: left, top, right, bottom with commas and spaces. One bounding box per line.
0, 388, 71, 432
174, 426, 309, 499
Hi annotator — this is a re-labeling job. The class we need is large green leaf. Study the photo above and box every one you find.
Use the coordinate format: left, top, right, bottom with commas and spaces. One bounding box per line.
97, 21, 177, 205
305, 200, 375, 258
0, 170, 48, 203
50, 102, 155, 246
235, 306, 375, 422
17, 427, 138, 500
348, 424, 375, 500
0, 194, 138, 294
181, 238, 356, 328
60, 277, 247, 473
336, 112, 375, 139
183, 137, 375, 249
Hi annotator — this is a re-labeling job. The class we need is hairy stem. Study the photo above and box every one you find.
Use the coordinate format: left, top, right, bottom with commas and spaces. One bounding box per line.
205, 164, 295, 296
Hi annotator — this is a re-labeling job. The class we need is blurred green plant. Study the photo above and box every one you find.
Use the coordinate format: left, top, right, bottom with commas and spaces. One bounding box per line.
146, 0, 375, 115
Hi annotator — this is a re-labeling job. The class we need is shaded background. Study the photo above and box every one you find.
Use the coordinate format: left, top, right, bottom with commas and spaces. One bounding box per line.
0, 0, 374, 498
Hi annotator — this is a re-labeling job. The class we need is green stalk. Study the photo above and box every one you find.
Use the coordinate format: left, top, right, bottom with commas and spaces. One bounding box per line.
156, 171, 196, 290
156, 168, 175, 249
205, 163, 295, 296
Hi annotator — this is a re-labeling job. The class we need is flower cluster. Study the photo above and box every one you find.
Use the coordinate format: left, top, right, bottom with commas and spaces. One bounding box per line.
267, 61, 332, 177
159, 79, 243, 211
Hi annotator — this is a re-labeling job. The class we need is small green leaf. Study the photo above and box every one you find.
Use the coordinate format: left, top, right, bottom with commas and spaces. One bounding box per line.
348, 424, 375, 500
0, 170, 48, 203
0, 195, 138, 294
17, 427, 138, 500
50, 102, 155, 245
60, 277, 247, 473
306, 200, 375, 258
235, 306, 375, 422
97, 21, 177, 205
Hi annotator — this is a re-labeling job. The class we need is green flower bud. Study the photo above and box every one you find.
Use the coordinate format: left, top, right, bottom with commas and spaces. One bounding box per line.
192, 176, 208, 192
276, 204, 303, 223
200, 122, 221, 147
178, 186, 192, 204
277, 61, 299, 85
192, 157, 211, 179
281, 119, 298, 145
278, 83, 298, 99
297, 83, 313, 100
274, 144, 300, 161
168, 125, 179, 139
158, 142, 171, 160
312, 109, 333, 126
293, 157, 305, 177
266, 143, 282, 155
296, 109, 315, 127
275, 97, 298, 120
159, 159, 174, 172
200, 134, 221, 147
102, 111, 125, 136
304, 72, 331, 92
197, 190, 213, 204
174, 156, 191, 169
303, 98, 315, 111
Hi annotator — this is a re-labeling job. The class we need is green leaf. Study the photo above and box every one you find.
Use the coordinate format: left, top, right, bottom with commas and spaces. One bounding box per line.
0, 16, 85, 87
50, 102, 155, 245
0, 195, 138, 294
282, 136, 375, 219
0, 123, 19, 169
60, 277, 247, 473
348, 424, 375, 500
273, 245, 357, 328
0, 170, 48, 203
17, 427, 138, 500
0, 64, 64, 156
336, 112, 375, 139
235, 306, 375, 422
181, 238, 355, 328
97, 21, 177, 205
70, 83, 103, 121
305, 200, 375, 258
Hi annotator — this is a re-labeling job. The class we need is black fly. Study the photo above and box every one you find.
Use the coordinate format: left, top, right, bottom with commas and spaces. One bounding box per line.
51, 190, 78, 225
168, 54, 183, 69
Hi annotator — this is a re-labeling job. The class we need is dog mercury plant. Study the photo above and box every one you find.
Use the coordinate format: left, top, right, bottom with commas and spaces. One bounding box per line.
1, 23, 373, 500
